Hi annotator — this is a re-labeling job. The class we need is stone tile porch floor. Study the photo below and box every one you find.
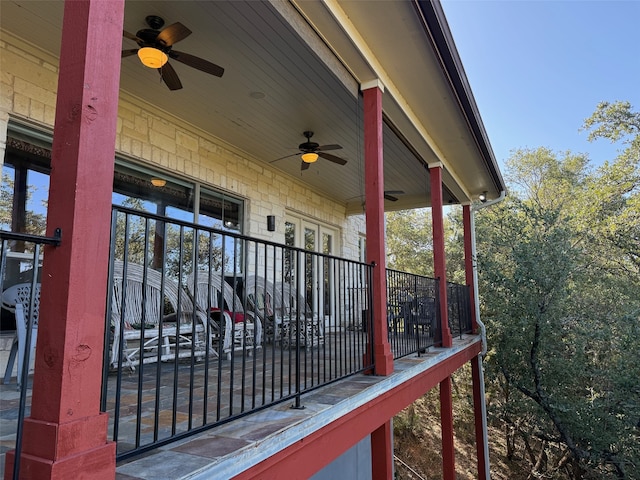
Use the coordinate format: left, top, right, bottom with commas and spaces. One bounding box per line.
1, 334, 479, 479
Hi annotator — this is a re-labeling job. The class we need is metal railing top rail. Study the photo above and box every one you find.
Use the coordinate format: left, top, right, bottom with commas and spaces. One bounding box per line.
0, 228, 62, 246
385, 267, 435, 279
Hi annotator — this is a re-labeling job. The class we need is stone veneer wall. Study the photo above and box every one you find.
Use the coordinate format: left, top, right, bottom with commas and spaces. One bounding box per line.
0, 31, 366, 261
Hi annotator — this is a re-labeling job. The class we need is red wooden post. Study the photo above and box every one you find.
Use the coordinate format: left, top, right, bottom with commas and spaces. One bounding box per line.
471, 358, 489, 480
440, 377, 456, 480
362, 80, 393, 376
430, 165, 456, 478
4, 1, 124, 478
429, 165, 452, 347
462, 204, 478, 331
371, 421, 394, 479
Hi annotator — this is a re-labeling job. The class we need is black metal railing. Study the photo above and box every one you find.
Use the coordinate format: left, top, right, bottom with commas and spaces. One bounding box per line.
0, 229, 60, 480
386, 269, 440, 359
101, 206, 374, 460
447, 281, 473, 337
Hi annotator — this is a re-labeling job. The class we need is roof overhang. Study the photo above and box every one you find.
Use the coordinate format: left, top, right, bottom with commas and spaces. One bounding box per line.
0, 0, 504, 211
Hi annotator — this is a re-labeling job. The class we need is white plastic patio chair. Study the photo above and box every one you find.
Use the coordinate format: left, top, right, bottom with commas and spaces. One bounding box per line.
245, 276, 323, 349
2, 283, 40, 387
110, 261, 210, 370
188, 270, 261, 360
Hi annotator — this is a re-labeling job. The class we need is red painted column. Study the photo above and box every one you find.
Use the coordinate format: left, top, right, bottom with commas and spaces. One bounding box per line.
462, 204, 478, 331
440, 377, 456, 480
371, 421, 394, 480
362, 81, 393, 376
471, 358, 488, 480
3, 1, 124, 478
429, 165, 452, 347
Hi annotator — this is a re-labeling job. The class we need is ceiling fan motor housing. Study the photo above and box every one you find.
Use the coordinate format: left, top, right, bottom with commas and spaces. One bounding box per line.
299, 131, 319, 152
136, 16, 169, 49
136, 29, 161, 47
299, 141, 319, 151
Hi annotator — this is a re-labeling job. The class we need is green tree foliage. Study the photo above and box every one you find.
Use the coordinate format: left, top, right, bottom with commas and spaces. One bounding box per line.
582, 101, 640, 146
386, 209, 435, 276
581, 101, 640, 279
385, 208, 463, 281
477, 122, 639, 478
390, 102, 638, 479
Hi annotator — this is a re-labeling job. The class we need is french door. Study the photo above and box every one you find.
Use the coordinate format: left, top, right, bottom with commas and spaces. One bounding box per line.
284, 216, 338, 321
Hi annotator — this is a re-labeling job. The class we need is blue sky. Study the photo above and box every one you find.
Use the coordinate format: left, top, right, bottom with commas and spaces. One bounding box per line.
440, 0, 640, 170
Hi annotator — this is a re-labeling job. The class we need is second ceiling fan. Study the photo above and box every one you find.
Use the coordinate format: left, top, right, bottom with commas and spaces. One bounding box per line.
384, 190, 405, 201
273, 131, 348, 171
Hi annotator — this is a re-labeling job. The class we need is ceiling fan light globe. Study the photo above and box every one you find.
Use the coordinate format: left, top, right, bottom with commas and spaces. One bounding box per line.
301, 152, 319, 163
138, 47, 168, 68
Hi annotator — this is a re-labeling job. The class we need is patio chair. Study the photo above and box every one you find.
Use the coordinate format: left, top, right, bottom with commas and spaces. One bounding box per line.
278, 281, 324, 349
407, 296, 436, 337
2, 282, 40, 387
245, 276, 323, 349
110, 261, 210, 370
188, 270, 262, 360
244, 275, 286, 345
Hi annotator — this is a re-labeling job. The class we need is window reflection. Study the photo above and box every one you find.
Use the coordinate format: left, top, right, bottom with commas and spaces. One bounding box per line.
1, 130, 247, 291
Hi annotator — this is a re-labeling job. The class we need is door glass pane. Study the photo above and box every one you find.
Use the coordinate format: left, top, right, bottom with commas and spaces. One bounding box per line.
285, 221, 295, 281
304, 228, 315, 251
359, 236, 366, 262
322, 233, 332, 314
304, 228, 316, 308
322, 233, 331, 255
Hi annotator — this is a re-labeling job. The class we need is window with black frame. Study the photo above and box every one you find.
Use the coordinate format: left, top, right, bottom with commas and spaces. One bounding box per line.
110, 164, 244, 277
1, 125, 245, 328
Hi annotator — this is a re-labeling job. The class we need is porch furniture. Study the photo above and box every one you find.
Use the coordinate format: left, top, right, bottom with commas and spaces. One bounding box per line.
387, 302, 403, 335
245, 276, 323, 349
110, 261, 210, 370
405, 296, 436, 338
244, 275, 284, 345
2, 283, 40, 387
188, 271, 261, 360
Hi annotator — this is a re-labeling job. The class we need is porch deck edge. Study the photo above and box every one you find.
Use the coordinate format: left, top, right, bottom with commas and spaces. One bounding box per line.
115, 335, 482, 480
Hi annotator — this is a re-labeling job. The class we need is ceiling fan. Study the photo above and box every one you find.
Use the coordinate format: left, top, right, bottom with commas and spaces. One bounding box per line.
384, 190, 405, 201
272, 131, 348, 171
122, 15, 224, 91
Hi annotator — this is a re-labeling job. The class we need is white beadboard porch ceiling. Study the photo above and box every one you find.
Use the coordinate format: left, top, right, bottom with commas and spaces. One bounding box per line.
0, 0, 504, 212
